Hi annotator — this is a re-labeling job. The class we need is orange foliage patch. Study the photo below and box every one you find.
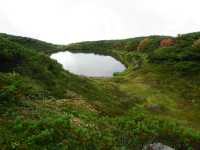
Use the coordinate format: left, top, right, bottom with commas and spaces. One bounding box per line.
192, 38, 200, 48
137, 38, 150, 51
160, 38, 175, 47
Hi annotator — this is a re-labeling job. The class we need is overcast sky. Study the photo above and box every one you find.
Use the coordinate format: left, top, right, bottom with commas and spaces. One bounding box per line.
0, 0, 200, 44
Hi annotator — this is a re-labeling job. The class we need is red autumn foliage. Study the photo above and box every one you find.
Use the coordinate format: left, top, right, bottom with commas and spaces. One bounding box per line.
160, 38, 175, 47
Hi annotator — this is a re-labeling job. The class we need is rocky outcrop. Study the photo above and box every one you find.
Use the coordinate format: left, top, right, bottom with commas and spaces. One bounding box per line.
145, 103, 161, 112
143, 143, 175, 150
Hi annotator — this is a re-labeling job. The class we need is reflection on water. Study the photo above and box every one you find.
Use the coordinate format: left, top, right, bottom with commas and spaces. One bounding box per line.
50, 51, 126, 77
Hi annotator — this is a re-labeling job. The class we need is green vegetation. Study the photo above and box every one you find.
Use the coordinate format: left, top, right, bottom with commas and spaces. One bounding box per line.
0, 32, 200, 149
0, 33, 58, 53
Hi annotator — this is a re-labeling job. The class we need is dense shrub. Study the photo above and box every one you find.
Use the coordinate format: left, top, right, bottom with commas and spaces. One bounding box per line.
0, 73, 26, 105
148, 33, 200, 72
176, 32, 200, 48
1, 107, 199, 150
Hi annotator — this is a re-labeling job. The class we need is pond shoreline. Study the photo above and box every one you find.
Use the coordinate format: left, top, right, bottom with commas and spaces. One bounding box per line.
50, 51, 126, 77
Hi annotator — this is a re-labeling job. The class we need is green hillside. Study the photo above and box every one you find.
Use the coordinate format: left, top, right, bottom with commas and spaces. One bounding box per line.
0, 32, 200, 149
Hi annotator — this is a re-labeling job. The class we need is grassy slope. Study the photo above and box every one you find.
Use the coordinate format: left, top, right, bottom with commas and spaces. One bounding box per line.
64, 32, 200, 127
0, 33, 200, 149
0, 33, 58, 53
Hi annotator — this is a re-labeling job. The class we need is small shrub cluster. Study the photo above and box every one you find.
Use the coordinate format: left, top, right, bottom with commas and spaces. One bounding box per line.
0, 73, 26, 105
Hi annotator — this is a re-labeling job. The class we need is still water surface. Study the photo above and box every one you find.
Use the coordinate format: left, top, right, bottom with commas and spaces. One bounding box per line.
50, 51, 126, 77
